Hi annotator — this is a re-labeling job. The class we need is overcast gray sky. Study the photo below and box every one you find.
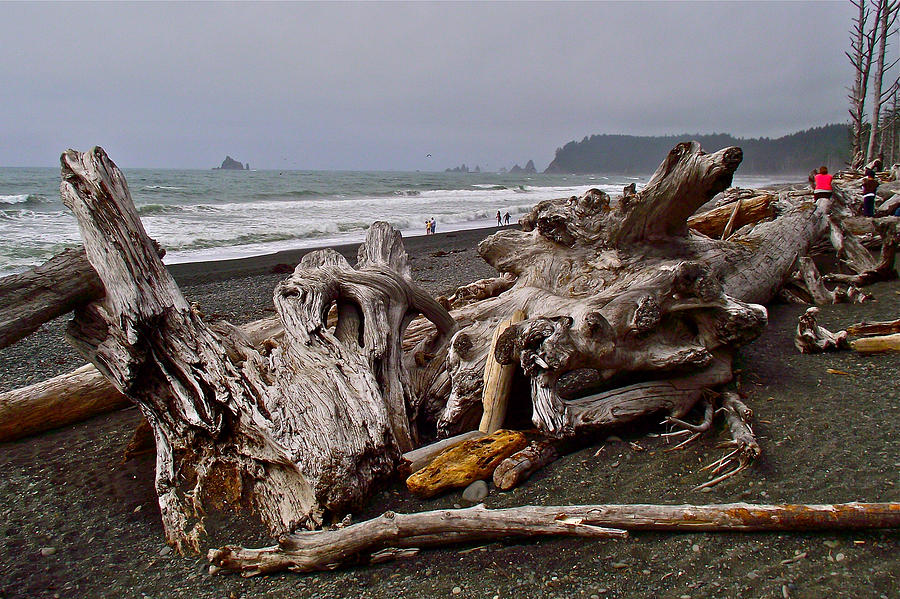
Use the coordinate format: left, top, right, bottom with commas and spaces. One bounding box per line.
2, 1, 856, 170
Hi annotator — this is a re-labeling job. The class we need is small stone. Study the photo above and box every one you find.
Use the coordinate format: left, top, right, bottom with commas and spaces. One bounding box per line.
642, 569, 651, 575
610, 461, 620, 468
823, 540, 839, 549
746, 571, 759, 580
590, 595, 600, 599
133, 505, 143, 513
680, 595, 692, 599
835, 552, 845, 562
691, 544, 700, 553
700, 486, 713, 493
40, 547, 57, 557
159, 545, 173, 556
462, 480, 489, 503
611, 561, 629, 569
451, 586, 462, 595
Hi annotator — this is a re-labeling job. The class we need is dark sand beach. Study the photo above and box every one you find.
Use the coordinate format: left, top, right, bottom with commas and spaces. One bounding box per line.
1, 225, 898, 599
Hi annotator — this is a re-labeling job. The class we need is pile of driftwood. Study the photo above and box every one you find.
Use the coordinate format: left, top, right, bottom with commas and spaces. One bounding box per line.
1, 144, 898, 574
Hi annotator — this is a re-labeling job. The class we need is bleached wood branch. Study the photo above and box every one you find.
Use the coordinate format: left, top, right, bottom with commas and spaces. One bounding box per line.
208, 502, 900, 576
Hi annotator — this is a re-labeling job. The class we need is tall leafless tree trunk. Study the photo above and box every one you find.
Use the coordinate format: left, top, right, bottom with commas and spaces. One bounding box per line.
849, 0, 877, 168
865, 0, 899, 165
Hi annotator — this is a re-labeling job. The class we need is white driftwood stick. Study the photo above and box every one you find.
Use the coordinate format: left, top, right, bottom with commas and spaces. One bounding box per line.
401, 430, 486, 473
479, 309, 526, 433
720, 197, 743, 240
851, 332, 900, 353
208, 502, 900, 576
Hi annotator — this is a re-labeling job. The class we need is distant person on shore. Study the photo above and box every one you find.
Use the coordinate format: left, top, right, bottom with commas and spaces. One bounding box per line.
503, 211, 510, 225
425, 219, 431, 235
496, 210, 502, 226
430, 218, 436, 234
861, 169, 878, 216
813, 166, 833, 200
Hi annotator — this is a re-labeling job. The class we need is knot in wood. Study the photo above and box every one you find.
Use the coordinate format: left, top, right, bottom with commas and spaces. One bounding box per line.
451, 332, 474, 360
583, 312, 613, 340
630, 296, 661, 333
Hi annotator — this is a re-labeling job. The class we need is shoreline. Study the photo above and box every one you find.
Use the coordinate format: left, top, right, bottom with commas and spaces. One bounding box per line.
166, 224, 507, 286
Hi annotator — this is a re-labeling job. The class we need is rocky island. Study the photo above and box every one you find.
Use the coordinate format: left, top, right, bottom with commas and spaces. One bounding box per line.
214, 155, 249, 170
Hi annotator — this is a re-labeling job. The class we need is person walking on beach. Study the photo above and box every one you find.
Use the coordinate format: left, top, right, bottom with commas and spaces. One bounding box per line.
503, 211, 510, 225
813, 166, 833, 200
425, 219, 431, 235
430, 218, 436, 234
861, 168, 879, 216
496, 210, 502, 226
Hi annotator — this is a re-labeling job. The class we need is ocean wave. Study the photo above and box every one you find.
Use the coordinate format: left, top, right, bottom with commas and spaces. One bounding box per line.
250, 190, 321, 200
472, 184, 508, 190
393, 190, 421, 197
137, 203, 225, 215
142, 185, 185, 191
138, 204, 182, 215
177, 232, 299, 251
0, 194, 46, 207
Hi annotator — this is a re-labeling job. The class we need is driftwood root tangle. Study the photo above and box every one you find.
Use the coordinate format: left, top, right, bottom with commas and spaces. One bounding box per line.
208, 502, 900, 576
795, 307, 850, 353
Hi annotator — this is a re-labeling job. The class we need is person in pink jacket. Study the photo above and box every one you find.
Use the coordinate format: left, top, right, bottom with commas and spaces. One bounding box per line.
813, 166, 833, 200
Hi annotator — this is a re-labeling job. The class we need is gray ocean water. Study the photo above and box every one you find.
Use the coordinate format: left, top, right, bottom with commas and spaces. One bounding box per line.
0, 167, 786, 277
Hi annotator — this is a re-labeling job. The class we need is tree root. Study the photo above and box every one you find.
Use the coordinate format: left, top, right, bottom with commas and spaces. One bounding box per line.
694, 392, 760, 490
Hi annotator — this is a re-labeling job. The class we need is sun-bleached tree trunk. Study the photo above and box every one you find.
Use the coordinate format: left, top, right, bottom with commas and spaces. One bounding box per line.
849, 0, 877, 168
866, 0, 899, 164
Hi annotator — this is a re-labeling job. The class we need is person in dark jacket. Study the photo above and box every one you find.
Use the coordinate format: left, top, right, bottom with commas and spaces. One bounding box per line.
861, 169, 879, 216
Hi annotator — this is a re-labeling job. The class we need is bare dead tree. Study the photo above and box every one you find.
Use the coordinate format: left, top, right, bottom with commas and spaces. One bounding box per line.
865, 0, 900, 164
849, 0, 878, 168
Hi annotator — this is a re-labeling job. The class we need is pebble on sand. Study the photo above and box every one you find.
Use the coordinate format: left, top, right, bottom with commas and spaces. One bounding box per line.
462, 480, 489, 503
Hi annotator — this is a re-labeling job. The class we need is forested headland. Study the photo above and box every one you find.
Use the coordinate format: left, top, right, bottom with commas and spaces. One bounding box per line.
544, 124, 849, 175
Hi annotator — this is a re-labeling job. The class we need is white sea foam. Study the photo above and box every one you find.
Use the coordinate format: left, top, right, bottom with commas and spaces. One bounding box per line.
0, 194, 35, 205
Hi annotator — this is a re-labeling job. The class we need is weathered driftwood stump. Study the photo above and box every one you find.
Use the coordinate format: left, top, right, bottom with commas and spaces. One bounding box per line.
60, 147, 455, 549
410, 143, 828, 449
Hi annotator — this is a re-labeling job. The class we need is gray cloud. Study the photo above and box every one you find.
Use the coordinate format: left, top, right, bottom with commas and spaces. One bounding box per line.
1, 1, 856, 170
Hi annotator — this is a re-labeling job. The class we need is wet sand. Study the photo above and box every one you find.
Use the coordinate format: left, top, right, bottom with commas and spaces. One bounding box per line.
0, 225, 898, 599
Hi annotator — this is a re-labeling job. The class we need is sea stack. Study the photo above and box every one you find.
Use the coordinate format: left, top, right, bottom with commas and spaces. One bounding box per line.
215, 156, 246, 170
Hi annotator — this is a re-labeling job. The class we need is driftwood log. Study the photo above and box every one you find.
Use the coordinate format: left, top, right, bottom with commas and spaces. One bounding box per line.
7, 141, 855, 554
0, 364, 130, 442
208, 502, 900, 576
0, 315, 283, 444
